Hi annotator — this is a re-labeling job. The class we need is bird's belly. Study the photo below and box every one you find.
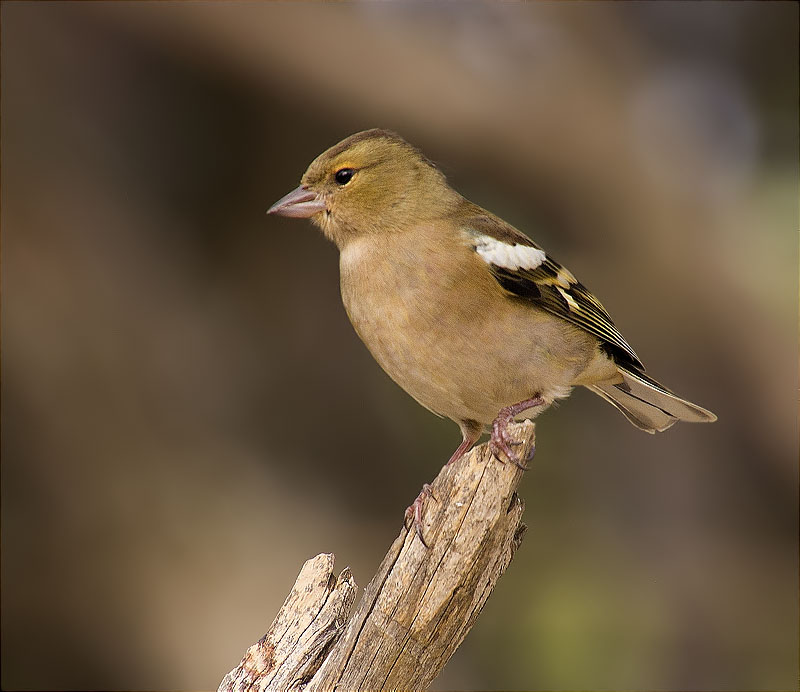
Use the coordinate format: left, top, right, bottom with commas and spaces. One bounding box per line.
347, 303, 489, 420
341, 268, 599, 425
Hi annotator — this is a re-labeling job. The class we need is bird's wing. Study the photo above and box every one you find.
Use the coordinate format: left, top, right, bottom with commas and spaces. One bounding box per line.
463, 212, 644, 370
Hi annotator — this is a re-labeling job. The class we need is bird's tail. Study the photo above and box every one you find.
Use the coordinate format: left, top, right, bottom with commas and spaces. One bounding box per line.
588, 367, 717, 433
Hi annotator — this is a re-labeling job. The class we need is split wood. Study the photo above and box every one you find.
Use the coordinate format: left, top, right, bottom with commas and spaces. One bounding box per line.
219, 420, 535, 691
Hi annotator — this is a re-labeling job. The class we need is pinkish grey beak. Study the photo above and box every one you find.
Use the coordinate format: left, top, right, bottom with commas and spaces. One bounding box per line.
267, 185, 327, 218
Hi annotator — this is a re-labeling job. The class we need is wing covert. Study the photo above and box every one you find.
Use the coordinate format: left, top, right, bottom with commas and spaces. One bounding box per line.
463, 212, 643, 370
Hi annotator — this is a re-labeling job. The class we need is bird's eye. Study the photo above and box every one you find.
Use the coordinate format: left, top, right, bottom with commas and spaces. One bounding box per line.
334, 168, 354, 185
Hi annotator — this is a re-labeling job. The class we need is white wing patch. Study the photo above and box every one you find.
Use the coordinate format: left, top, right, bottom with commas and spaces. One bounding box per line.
474, 235, 546, 271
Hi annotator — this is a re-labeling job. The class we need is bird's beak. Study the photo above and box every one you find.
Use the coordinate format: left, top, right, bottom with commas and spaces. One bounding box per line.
267, 185, 327, 218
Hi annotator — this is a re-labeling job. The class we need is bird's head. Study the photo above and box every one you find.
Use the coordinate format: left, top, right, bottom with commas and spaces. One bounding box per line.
268, 129, 457, 247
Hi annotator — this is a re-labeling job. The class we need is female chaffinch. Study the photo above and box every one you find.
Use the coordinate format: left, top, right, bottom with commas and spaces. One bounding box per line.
269, 129, 716, 542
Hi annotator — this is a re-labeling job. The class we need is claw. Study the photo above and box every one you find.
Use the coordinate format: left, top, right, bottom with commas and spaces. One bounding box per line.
489, 434, 528, 469
405, 483, 436, 548
415, 523, 429, 549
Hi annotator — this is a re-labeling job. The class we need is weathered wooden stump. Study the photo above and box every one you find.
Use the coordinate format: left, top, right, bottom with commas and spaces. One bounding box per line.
220, 421, 535, 692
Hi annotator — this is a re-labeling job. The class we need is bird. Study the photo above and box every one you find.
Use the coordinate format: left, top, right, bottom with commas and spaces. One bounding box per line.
267, 128, 716, 543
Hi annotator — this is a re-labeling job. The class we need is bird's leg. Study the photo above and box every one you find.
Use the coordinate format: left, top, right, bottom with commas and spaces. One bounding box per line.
445, 419, 483, 466
490, 395, 545, 469
405, 419, 482, 547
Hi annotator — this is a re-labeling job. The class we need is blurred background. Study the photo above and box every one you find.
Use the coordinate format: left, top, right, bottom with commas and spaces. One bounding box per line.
2, 2, 797, 690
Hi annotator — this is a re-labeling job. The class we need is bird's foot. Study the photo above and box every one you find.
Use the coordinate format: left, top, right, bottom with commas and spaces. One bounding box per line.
489, 395, 545, 469
489, 418, 526, 468
404, 483, 437, 548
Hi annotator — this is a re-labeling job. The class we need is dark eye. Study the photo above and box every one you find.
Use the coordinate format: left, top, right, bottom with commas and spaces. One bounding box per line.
334, 168, 354, 185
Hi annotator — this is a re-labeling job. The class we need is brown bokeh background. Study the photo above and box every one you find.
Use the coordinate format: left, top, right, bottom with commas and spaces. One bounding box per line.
2, 3, 797, 690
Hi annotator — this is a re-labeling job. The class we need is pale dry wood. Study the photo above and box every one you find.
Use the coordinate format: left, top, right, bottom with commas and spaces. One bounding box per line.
219, 553, 358, 692
220, 421, 535, 692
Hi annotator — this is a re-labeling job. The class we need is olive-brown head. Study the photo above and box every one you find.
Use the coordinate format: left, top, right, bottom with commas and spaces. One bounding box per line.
268, 129, 458, 247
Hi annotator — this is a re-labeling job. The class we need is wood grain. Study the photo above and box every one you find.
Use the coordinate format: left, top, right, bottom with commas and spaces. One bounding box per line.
220, 421, 535, 692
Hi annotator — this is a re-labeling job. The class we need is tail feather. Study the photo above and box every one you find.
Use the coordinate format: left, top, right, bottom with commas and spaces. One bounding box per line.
589, 367, 717, 434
